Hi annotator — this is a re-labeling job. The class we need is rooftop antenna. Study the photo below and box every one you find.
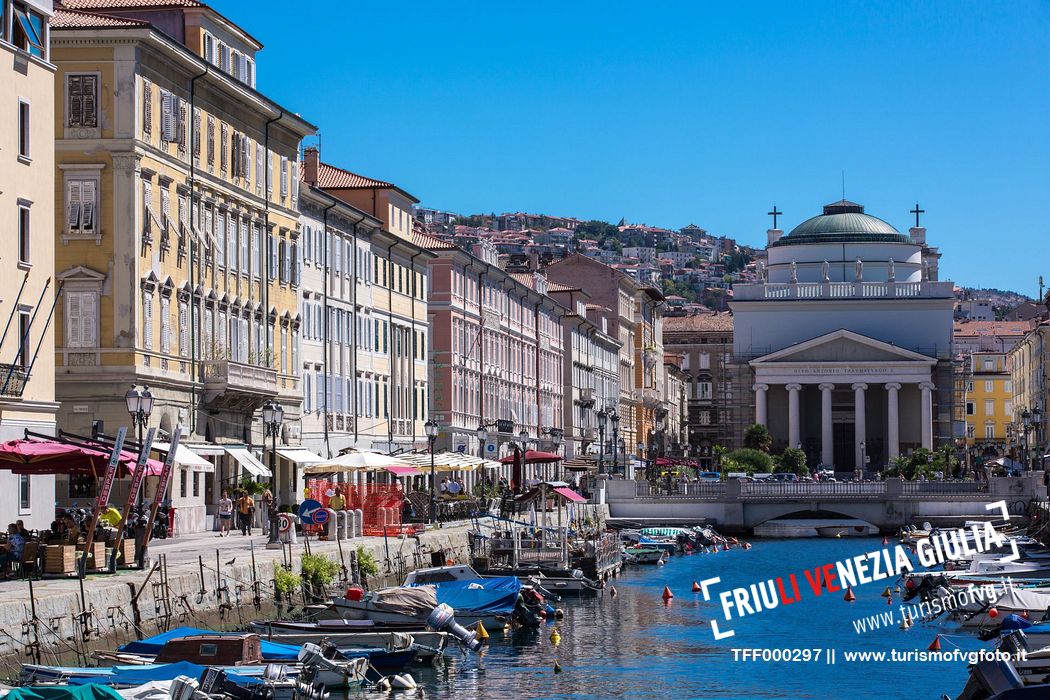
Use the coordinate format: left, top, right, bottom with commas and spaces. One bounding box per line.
1040, 275, 1045, 301
841, 170, 845, 200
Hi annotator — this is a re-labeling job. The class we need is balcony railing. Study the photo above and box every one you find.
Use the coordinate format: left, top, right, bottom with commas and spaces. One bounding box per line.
0, 363, 28, 398
200, 359, 277, 395
732, 280, 955, 301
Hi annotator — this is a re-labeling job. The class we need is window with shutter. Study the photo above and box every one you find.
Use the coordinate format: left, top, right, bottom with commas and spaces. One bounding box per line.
178, 301, 188, 357
160, 90, 176, 142
267, 152, 273, 194
304, 372, 311, 412
67, 293, 82, 348
177, 194, 187, 241
243, 138, 251, 186
219, 43, 228, 72
203, 32, 214, 63
239, 220, 249, 273
218, 311, 227, 356
246, 58, 254, 87
143, 180, 153, 241
290, 162, 298, 205
83, 180, 97, 231
193, 108, 201, 157
160, 188, 170, 231
252, 225, 261, 279
203, 308, 213, 359
142, 79, 152, 135
225, 214, 236, 267
68, 74, 98, 129
316, 371, 324, 411
292, 243, 299, 286
177, 99, 187, 151
231, 132, 240, 178
207, 116, 214, 165
280, 156, 289, 197
278, 239, 287, 283
142, 293, 153, 349
67, 180, 82, 233
160, 297, 170, 353
220, 124, 228, 172
256, 145, 263, 195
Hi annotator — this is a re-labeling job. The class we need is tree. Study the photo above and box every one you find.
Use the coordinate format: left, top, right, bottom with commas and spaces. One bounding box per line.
743, 424, 772, 452
776, 447, 808, 476
713, 444, 728, 473
726, 448, 773, 474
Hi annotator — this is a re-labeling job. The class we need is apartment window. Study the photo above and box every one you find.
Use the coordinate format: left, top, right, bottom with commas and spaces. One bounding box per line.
966, 381, 974, 392
18, 100, 30, 159
246, 58, 254, 87
983, 358, 994, 370
192, 108, 201, 158
220, 124, 228, 172
178, 301, 188, 357
1005, 400, 1013, 416
203, 32, 215, 63
965, 402, 975, 416
278, 239, 287, 283
267, 152, 273, 194
697, 381, 712, 400
239, 220, 248, 273
64, 178, 98, 238
206, 116, 215, 164
17, 204, 30, 264
13, 4, 46, 58
252, 225, 261, 279
142, 79, 152, 135
218, 42, 229, 72
18, 475, 30, 512
160, 91, 177, 142
280, 156, 288, 197
984, 400, 994, 416
66, 291, 98, 348
160, 297, 171, 353
16, 310, 30, 368
1004, 380, 1012, 393
142, 292, 153, 349
985, 424, 995, 440
67, 74, 98, 128
256, 146, 263, 195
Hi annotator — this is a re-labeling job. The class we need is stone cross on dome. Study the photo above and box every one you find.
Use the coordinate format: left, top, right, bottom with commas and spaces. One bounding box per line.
910, 202, 925, 228
767, 205, 782, 229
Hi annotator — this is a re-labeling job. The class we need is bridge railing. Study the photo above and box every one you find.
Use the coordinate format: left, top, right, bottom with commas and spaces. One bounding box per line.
739, 481, 886, 499
636, 481, 726, 498
900, 480, 987, 496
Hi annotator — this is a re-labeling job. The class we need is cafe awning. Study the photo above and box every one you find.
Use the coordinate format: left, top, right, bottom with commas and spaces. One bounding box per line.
398, 451, 502, 472
276, 448, 325, 466
386, 466, 422, 477
553, 486, 587, 503
224, 447, 271, 478
153, 442, 214, 473
304, 450, 410, 474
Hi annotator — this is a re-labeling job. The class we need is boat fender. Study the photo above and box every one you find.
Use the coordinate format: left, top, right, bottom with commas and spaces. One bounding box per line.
656, 558, 664, 566
554, 661, 562, 674
550, 629, 561, 645
610, 586, 617, 598
554, 608, 565, 620
545, 604, 556, 617
376, 677, 392, 691
391, 673, 417, 690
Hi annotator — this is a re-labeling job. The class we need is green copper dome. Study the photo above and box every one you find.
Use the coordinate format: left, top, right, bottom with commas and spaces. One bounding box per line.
771, 200, 910, 247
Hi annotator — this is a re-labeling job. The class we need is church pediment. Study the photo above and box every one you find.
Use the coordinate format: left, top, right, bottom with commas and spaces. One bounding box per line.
751, 329, 935, 365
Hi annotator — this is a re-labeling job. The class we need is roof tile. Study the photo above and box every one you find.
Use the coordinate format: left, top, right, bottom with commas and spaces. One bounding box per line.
52, 8, 151, 26
664, 312, 734, 333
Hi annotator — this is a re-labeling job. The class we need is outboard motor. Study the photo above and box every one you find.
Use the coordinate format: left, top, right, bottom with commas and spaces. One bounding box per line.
427, 603, 481, 651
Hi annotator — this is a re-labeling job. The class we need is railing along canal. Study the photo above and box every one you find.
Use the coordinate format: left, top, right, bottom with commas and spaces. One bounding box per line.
635, 479, 991, 500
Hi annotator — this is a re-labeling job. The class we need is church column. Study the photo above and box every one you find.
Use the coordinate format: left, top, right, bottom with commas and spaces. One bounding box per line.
885, 382, 901, 460
852, 383, 867, 468
920, 381, 935, 450
819, 383, 834, 466
753, 383, 769, 426
786, 383, 801, 448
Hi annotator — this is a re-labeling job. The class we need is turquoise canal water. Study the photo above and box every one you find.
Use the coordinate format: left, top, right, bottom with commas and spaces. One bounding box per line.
371, 538, 991, 700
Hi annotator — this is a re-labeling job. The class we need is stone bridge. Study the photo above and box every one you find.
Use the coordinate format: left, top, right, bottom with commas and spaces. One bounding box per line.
604, 476, 1047, 534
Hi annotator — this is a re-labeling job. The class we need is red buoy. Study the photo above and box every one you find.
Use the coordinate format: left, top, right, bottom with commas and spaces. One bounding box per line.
691, 580, 702, 593
928, 635, 941, 651
989, 607, 999, 619
905, 579, 916, 590
722, 543, 730, 551
662, 585, 674, 600
844, 586, 856, 602
886, 595, 893, 605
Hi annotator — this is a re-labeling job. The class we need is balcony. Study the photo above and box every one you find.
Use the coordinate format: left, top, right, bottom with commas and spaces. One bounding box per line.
732, 280, 955, 301
200, 360, 277, 411
578, 387, 596, 407
634, 387, 662, 409
0, 363, 28, 398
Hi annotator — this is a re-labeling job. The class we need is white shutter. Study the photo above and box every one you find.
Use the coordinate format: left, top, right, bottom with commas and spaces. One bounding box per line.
142, 294, 153, 349
203, 33, 214, 63
160, 297, 170, 352
304, 372, 311, 413
290, 161, 298, 205
240, 220, 248, 273
82, 180, 96, 233
193, 108, 201, 157
81, 293, 97, 347
256, 145, 263, 194
67, 293, 82, 347
280, 156, 288, 197
178, 302, 188, 357
160, 91, 175, 142
203, 308, 213, 359
228, 217, 237, 271
243, 138, 251, 186
67, 180, 82, 232
267, 152, 273, 194
218, 311, 227, 356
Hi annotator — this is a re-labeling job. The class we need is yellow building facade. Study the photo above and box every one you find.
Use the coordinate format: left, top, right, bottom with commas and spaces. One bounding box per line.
52, 2, 314, 531
964, 352, 1013, 447
0, 0, 58, 528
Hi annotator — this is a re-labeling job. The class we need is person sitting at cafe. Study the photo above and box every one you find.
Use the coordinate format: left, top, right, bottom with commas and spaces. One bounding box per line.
62, 514, 82, 545
439, 478, 449, 496
2, 523, 26, 570
447, 478, 462, 496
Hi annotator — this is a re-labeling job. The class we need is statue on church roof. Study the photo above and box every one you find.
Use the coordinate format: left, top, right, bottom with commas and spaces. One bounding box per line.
790, 259, 798, 284
855, 257, 863, 282
757, 260, 766, 282
821, 259, 830, 283
922, 259, 930, 281
887, 257, 895, 282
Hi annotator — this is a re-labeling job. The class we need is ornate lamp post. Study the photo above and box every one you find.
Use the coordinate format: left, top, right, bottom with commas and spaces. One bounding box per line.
610, 410, 621, 476
261, 399, 284, 544
1021, 408, 1033, 472
595, 408, 608, 475
424, 420, 439, 525
124, 385, 154, 449
476, 424, 488, 460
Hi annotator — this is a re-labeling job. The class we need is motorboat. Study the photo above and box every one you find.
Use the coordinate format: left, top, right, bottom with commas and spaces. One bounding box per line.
246, 618, 448, 658
623, 546, 664, 565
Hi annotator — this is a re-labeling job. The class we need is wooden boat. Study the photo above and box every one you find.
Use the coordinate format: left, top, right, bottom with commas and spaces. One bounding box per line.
623, 546, 664, 564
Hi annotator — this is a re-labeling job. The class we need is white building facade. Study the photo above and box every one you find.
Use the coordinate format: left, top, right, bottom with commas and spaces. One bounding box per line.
731, 200, 955, 471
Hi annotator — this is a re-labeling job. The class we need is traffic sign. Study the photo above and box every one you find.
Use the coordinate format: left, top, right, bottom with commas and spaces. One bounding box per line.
298, 498, 327, 525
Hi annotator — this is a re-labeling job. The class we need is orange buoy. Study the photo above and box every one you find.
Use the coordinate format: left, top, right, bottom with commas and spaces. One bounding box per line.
928, 635, 941, 651
691, 580, 702, 593
662, 585, 674, 600
722, 543, 730, 551
881, 586, 892, 598
988, 607, 999, 619
844, 586, 856, 602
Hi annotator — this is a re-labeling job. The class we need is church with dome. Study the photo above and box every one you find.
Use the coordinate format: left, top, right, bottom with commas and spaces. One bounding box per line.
729, 200, 956, 472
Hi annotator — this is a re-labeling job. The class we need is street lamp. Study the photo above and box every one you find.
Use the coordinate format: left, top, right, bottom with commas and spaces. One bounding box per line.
124, 385, 153, 564
476, 424, 488, 460
617, 438, 626, 477
596, 408, 608, 474
424, 420, 439, 525
261, 399, 284, 544
610, 410, 621, 476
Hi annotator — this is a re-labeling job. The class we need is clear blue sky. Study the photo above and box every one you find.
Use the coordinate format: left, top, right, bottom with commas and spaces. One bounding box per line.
213, 0, 1049, 296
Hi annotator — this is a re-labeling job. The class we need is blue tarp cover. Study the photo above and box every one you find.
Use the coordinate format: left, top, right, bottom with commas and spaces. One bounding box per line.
5, 687, 126, 700
1000, 614, 1050, 633
118, 627, 300, 660
409, 576, 521, 615
60, 661, 261, 686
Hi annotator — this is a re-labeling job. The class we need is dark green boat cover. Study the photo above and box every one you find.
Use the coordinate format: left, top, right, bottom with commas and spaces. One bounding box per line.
5, 686, 125, 700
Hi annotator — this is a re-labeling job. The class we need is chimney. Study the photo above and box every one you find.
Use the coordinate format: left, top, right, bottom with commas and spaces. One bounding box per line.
303, 146, 319, 186
767, 228, 783, 246
529, 250, 540, 272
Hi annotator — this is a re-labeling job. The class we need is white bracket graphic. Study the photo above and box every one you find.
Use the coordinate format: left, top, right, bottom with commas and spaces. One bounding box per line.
699, 576, 736, 640
985, 500, 1020, 563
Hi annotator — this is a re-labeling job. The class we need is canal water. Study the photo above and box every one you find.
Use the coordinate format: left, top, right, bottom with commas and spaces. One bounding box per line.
368, 538, 986, 700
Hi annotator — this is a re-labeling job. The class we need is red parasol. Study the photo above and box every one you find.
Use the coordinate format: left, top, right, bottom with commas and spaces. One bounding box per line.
0, 438, 164, 477
499, 449, 563, 465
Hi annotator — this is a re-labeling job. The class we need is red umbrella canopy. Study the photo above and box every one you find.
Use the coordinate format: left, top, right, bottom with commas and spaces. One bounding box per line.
499, 449, 562, 465
0, 439, 164, 476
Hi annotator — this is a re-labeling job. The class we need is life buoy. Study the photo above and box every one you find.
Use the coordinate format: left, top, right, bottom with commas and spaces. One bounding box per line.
278, 514, 292, 533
